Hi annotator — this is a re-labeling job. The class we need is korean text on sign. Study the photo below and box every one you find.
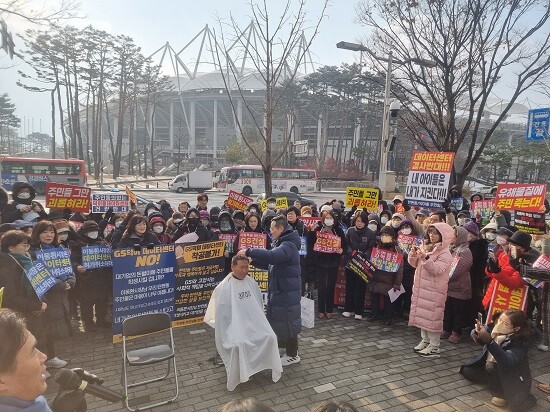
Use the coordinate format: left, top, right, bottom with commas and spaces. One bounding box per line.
227, 190, 253, 211
471, 200, 494, 219
486, 281, 528, 324
370, 247, 403, 273
237, 232, 267, 250
260, 197, 288, 212
495, 183, 546, 212
313, 232, 341, 253
45, 182, 91, 212
345, 187, 379, 212
91, 193, 130, 213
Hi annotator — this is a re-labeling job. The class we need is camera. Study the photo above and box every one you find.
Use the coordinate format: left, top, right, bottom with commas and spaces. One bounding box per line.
389, 100, 401, 118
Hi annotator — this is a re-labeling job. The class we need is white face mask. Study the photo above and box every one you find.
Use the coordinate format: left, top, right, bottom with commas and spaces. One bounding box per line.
86, 231, 99, 239
267, 203, 276, 210
368, 223, 378, 232
380, 217, 389, 224
18, 192, 31, 199
115, 220, 123, 228
324, 219, 334, 227
496, 235, 507, 246
380, 235, 393, 244
391, 220, 401, 229
509, 246, 518, 259
485, 232, 496, 241
153, 225, 164, 234
493, 319, 514, 336
58, 233, 69, 241
173, 219, 183, 224
400, 227, 412, 235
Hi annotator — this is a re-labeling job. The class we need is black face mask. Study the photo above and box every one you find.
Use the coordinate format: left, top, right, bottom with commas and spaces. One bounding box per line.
210, 215, 219, 223
187, 217, 199, 228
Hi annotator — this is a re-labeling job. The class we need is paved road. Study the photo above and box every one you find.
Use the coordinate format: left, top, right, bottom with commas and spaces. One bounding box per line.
44, 308, 549, 411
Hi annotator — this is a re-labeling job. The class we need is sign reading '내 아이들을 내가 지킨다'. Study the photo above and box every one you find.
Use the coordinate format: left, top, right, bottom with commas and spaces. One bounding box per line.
405, 151, 455, 209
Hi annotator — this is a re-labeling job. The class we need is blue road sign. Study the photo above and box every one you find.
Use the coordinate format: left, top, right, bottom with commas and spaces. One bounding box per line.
526, 108, 550, 140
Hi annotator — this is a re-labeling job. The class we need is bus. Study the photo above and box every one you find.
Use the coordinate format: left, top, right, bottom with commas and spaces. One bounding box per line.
217, 165, 317, 195
0, 157, 87, 194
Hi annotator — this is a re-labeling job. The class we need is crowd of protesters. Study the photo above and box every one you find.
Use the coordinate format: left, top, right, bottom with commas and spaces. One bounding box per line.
0, 182, 549, 410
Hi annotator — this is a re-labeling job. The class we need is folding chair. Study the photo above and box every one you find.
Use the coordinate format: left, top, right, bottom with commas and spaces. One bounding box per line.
122, 312, 179, 411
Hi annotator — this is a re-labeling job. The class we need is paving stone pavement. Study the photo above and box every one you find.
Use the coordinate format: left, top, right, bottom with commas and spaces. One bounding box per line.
46, 315, 549, 411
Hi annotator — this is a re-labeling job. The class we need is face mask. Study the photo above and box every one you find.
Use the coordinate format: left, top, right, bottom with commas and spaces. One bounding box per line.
496, 235, 507, 245
324, 219, 334, 227
368, 223, 378, 232
391, 220, 401, 229
58, 233, 69, 241
153, 225, 164, 234
188, 217, 199, 227
400, 227, 412, 235
381, 235, 393, 244
458, 218, 465, 226
267, 203, 276, 210
86, 231, 99, 239
18, 192, 31, 200
220, 222, 231, 232
115, 220, 123, 228
485, 232, 496, 241
510, 246, 518, 259
173, 219, 183, 224
250, 208, 258, 214
201, 219, 210, 227
493, 320, 514, 336
380, 217, 389, 224
210, 216, 219, 223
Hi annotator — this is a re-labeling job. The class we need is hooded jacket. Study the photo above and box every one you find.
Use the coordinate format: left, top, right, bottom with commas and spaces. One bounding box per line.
246, 226, 302, 339
171, 208, 218, 243
2, 182, 47, 223
408, 222, 454, 332
448, 226, 473, 300
149, 215, 171, 244
448, 185, 470, 213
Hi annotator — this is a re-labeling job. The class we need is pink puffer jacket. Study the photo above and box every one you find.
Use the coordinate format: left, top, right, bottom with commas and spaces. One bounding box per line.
407, 222, 454, 333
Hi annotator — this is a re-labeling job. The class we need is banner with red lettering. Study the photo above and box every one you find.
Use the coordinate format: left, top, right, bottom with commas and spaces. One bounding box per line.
227, 190, 253, 211
45, 182, 91, 213
486, 281, 529, 324
313, 232, 342, 253
495, 183, 546, 212
237, 232, 267, 250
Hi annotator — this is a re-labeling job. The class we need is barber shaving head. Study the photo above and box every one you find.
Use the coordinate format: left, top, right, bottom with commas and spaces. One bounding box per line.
0, 309, 48, 402
231, 255, 250, 280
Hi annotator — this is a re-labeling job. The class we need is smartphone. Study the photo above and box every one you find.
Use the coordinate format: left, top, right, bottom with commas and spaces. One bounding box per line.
477, 312, 483, 325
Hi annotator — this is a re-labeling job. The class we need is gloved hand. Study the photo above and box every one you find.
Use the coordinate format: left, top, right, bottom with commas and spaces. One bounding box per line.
441, 199, 451, 213
403, 199, 410, 211
486, 255, 501, 273
50, 389, 87, 412
104, 207, 114, 222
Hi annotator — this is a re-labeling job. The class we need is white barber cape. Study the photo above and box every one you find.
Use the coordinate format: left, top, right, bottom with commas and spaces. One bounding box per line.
204, 273, 283, 391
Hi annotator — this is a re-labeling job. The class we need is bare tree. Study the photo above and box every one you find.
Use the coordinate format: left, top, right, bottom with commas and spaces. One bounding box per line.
357, 0, 550, 186
214, 0, 328, 196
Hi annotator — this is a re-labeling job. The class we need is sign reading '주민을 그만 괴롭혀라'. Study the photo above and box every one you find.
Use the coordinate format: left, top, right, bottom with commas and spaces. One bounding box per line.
405, 151, 455, 209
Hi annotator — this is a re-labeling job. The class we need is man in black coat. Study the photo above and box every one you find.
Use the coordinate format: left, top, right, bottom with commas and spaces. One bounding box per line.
237, 215, 302, 366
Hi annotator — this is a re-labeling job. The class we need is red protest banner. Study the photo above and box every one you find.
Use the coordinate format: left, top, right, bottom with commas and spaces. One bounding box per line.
298, 216, 321, 228
486, 281, 529, 324
45, 182, 91, 212
495, 183, 546, 212
237, 232, 267, 250
227, 190, 253, 211
313, 232, 342, 253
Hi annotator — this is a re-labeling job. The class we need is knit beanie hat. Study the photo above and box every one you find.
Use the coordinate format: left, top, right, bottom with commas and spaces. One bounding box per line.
300, 206, 312, 216
379, 226, 395, 237
80, 220, 99, 234
463, 221, 480, 237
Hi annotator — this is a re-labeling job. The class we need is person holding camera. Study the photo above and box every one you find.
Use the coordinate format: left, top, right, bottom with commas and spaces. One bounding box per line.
459, 309, 537, 411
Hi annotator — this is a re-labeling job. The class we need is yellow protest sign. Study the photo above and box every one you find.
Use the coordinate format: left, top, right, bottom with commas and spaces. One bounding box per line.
345, 187, 379, 212
260, 197, 289, 212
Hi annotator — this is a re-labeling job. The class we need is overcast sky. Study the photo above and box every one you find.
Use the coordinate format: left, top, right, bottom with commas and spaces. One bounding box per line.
0, 0, 547, 138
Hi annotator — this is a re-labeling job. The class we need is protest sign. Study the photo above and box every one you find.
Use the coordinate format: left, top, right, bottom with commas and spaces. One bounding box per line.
524, 255, 550, 287
370, 247, 403, 273
345, 187, 379, 212
112, 244, 176, 341
298, 216, 321, 228
174, 241, 225, 327
82, 245, 113, 269
260, 197, 288, 212
345, 251, 376, 283
45, 182, 91, 212
227, 190, 253, 211
91, 193, 130, 213
471, 200, 494, 219
35, 248, 72, 280
486, 281, 529, 324
218, 233, 238, 254
248, 266, 269, 305
125, 186, 137, 204
313, 232, 342, 253
405, 151, 455, 208
397, 234, 423, 254
495, 183, 546, 212
25, 261, 58, 300
513, 210, 546, 235
237, 232, 267, 250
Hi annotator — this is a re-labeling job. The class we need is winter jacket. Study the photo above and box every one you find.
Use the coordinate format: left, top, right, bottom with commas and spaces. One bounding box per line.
448, 185, 470, 213
308, 224, 347, 269
344, 225, 376, 260
448, 227, 473, 300
117, 231, 161, 249
0, 253, 43, 315
0, 186, 9, 222
1, 182, 47, 223
483, 252, 528, 309
368, 243, 404, 296
408, 222, 454, 333
469, 237, 488, 294
246, 227, 302, 339
0, 396, 52, 412
460, 333, 537, 412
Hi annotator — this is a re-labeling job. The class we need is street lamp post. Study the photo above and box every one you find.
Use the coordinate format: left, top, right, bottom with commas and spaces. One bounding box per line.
336, 41, 436, 193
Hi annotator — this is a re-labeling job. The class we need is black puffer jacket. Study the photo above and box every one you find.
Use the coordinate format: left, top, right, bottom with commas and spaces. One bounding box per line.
345, 225, 376, 260
2, 182, 47, 223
